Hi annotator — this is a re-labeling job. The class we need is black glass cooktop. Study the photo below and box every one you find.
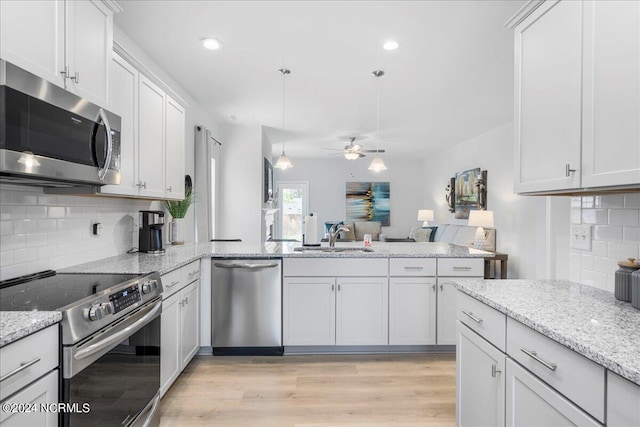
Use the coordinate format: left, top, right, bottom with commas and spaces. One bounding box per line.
0, 270, 141, 311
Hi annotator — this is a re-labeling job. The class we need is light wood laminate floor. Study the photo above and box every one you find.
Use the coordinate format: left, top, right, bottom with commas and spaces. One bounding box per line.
159, 353, 456, 427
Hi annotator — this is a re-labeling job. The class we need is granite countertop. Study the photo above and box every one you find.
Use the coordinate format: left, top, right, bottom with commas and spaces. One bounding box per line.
0, 311, 62, 348
62, 241, 493, 275
452, 279, 640, 386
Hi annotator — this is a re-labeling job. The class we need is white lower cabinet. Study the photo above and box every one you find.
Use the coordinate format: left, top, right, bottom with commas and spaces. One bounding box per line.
0, 370, 58, 427
436, 279, 458, 345
336, 277, 388, 345
457, 322, 505, 427
160, 264, 200, 397
506, 359, 602, 427
607, 372, 640, 427
389, 277, 436, 345
283, 277, 336, 346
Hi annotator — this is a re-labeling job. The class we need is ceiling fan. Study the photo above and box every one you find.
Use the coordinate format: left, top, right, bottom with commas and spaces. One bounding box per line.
323, 137, 386, 160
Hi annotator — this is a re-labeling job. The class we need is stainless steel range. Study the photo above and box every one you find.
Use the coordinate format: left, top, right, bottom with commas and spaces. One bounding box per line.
0, 270, 163, 427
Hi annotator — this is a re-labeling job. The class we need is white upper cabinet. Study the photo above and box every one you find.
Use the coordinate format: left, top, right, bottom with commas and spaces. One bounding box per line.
138, 75, 167, 199
0, 0, 116, 107
165, 95, 186, 200
581, 0, 640, 187
513, 0, 583, 193
511, 0, 640, 193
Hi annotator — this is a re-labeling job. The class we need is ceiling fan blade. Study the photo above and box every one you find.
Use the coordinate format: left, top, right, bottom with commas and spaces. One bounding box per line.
361, 149, 386, 153
322, 147, 346, 151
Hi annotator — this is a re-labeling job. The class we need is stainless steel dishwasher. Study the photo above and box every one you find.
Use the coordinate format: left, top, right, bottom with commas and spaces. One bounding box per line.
211, 259, 283, 355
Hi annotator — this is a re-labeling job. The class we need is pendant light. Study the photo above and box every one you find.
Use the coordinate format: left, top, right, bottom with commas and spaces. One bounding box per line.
369, 70, 387, 172
274, 68, 293, 170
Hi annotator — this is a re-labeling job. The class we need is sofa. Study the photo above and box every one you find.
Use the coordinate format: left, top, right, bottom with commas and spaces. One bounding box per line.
325, 221, 496, 252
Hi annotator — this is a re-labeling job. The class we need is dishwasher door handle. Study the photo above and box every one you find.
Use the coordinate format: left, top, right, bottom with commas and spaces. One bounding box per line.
214, 262, 280, 269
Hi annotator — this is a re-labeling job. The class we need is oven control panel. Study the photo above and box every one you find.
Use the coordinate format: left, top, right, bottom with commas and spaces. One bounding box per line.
109, 284, 141, 314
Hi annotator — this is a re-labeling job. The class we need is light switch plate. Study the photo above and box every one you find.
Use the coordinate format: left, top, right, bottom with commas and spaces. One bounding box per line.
570, 224, 592, 250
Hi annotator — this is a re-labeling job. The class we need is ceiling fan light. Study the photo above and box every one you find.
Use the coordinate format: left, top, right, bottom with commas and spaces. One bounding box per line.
275, 152, 293, 170
344, 151, 360, 161
202, 38, 223, 50
368, 154, 387, 172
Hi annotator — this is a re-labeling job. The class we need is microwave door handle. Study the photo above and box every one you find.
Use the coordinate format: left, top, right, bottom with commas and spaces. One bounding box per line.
97, 108, 113, 181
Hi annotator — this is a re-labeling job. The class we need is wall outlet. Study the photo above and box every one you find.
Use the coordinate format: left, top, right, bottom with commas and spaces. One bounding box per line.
570, 224, 592, 250
92, 222, 103, 236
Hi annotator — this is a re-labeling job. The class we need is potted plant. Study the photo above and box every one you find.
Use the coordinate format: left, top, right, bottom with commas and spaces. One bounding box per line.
165, 188, 194, 245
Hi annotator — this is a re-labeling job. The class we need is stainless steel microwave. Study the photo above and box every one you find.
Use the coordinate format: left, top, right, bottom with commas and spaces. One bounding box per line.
0, 60, 121, 187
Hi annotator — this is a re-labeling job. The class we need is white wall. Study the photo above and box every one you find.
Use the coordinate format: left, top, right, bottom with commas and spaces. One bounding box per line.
569, 194, 640, 291
422, 122, 570, 279
273, 157, 424, 239
218, 122, 264, 243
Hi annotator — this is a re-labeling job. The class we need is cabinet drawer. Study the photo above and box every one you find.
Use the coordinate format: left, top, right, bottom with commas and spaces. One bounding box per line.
0, 369, 58, 426
284, 258, 388, 277
506, 318, 605, 423
0, 326, 58, 401
161, 267, 183, 299
456, 291, 506, 351
389, 258, 436, 276
181, 260, 200, 285
438, 258, 483, 276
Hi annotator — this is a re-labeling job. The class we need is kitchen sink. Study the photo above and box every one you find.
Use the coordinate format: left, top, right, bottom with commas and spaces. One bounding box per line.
293, 246, 374, 253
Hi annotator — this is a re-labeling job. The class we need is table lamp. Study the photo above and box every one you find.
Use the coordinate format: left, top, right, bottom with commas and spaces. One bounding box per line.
468, 210, 494, 250
417, 209, 434, 227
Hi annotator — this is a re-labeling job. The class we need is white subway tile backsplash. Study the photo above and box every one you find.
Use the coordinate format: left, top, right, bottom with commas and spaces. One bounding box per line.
570, 208, 581, 224
623, 227, 640, 243
570, 193, 640, 291
582, 209, 608, 224
593, 225, 623, 242
0, 186, 156, 279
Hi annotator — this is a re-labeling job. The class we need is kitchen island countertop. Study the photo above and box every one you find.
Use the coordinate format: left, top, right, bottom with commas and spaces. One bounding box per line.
452, 278, 640, 386
61, 241, 493, 275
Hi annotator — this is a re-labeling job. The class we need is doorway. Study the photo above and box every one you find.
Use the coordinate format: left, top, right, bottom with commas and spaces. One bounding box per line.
276, 181, 309, 241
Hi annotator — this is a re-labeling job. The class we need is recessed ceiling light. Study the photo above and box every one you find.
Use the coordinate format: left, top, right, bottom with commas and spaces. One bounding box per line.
383, 40, 399, 51
202, 38, 223, 50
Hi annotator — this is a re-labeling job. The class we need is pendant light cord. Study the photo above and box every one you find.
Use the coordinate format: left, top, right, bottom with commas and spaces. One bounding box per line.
278, 68, 290, 155
376, 74, 380, 154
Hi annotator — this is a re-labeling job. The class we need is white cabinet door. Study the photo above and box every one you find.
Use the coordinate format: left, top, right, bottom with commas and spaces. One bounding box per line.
506, 359, 602, 427
0, 370, 58, 426
336, 278, 388, 345
0, 0, 66, 88
436, 279, 457, 345
514, 0, 583, 193
65, 0, 112, 106
180, 280, 200, 369
457, 322, 505, 427
389, 277, 436, 345
160, 292, 180, 397
582, 0, 640, 188
165, 95, 186, 200
607, 372, 640, 427
100, 52, 139, 196
283, 277, 336, 346
138, 75, 166, 198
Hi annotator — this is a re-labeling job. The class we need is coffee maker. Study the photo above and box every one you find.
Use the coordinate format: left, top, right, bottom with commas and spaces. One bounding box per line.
139, 210, 165, 253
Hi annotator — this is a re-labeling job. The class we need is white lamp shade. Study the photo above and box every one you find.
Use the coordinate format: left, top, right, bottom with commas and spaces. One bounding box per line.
368, 154, 387, 172
274, 153, 293, 170
468, 210, 494, 228
417, 209, 434, 222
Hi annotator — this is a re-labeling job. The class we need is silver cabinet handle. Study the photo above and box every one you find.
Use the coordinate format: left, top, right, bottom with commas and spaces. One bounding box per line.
97, 108, 113, 181
404, 266, 423, 270
167, 280, 180, 288
521, 348, 557, 371
338, 284, 341, 291
60, 66, 69, 78
491, 364, 501, 378
167, 186, 172, 192
462, 310, 483, 324
214, 262, 279, 269
331, 284, 335, 291
0, 357, 41, 382
439, 284, 444, 291
453, 266, 472, 271
565, 163, 576, 177
188, 270, 199, 277
70, 71, 80, 83
432, 284, 436, 291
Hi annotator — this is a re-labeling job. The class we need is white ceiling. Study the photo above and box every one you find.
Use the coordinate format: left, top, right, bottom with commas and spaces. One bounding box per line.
114, 0, 524, 159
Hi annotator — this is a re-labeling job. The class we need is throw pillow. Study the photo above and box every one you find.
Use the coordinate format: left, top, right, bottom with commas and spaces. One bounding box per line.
414, 228, 432, 242
341, 222, 356, 241
409, 226, 438, 242
408, 226, 419, 240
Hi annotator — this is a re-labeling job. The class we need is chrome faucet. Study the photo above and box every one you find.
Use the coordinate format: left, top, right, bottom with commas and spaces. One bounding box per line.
328, 223, 349, 247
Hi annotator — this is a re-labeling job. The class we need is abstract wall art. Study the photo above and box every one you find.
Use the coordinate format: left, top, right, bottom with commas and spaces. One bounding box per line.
346, 182, 390, 226
454, 167, 481, 219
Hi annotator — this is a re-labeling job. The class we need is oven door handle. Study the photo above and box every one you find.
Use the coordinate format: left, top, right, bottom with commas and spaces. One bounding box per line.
74, 300, 162, 361
128, 391, 161, 427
